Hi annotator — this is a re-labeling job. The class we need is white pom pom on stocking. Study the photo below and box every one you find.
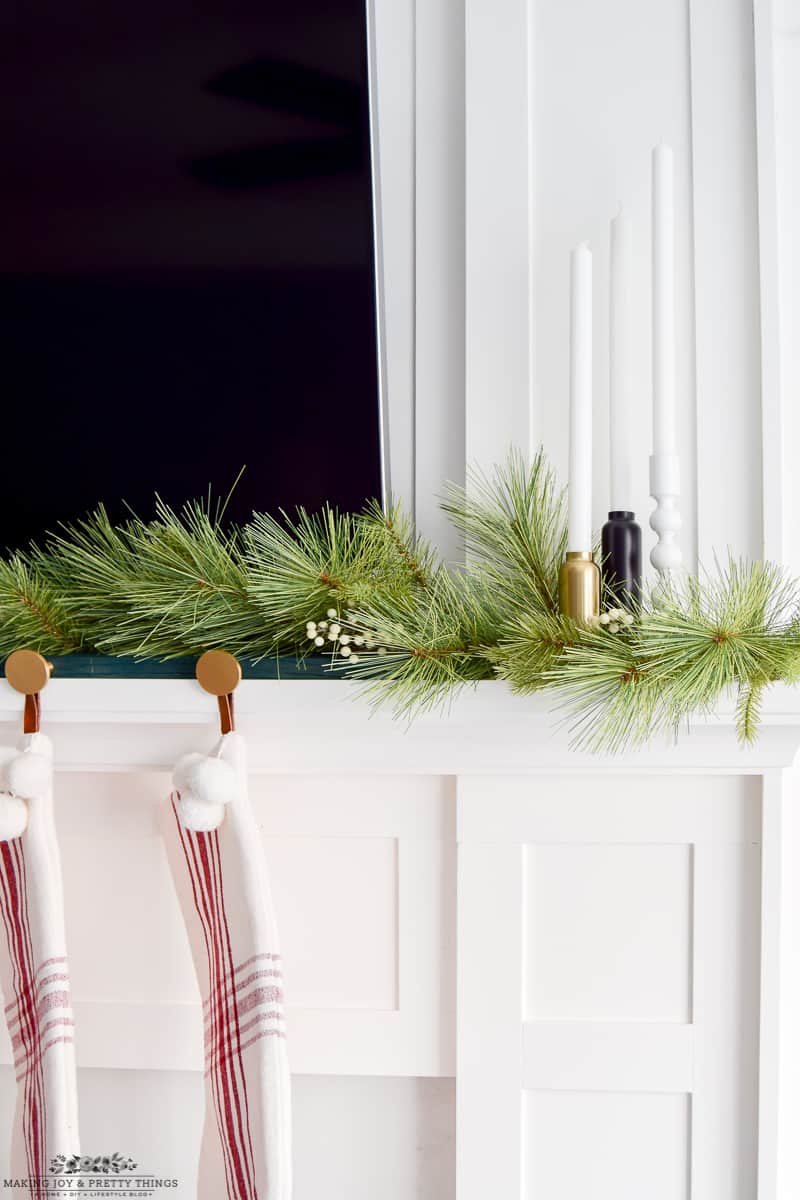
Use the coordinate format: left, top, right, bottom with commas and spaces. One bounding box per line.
0, 731, 55, 839
175, 793, 226, 832
174, 752, 236, 806
0, 792, 28, 840
7, 749, 52, 802
173, 750, 236, 832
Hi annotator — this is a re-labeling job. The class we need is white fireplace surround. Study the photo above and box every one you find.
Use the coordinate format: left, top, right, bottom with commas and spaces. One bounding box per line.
0, 680, 799, 1197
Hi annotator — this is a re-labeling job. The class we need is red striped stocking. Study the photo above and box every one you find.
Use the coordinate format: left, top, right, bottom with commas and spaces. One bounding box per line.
159, 730, 292, 1200
0, 733, 80, 1197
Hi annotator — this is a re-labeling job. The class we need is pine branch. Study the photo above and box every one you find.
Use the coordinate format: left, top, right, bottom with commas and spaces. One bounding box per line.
0, 552, 81, 655
246, 501, 437, 651
441, 448, 567, 614
38, 501, 267, 658
337, 569, 499, 718
489, 610, 583, 691
361, 499, 437, 590
543, 624, 668, 754
735, 681, 764, 744
635, 559, 800, 736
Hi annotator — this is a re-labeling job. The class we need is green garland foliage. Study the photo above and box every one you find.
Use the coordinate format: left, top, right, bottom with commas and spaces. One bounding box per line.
2, 450, 800, 752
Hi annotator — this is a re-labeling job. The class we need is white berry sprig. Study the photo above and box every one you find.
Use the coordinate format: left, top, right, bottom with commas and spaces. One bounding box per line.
591, 606, 635, 634
305, 608, 371, 663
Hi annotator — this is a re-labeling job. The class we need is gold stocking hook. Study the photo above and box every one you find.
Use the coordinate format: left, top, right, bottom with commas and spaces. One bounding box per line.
5, 650, 53, 733
195, 650, 242, 734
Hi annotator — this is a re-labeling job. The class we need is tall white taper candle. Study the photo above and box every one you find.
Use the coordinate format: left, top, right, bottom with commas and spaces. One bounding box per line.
652, 145, 675, 455
609, 208, 633, 510
568, 243, 592, 550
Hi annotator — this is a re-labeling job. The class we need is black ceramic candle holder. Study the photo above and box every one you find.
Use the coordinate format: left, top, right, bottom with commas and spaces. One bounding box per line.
601, 511, 642, 607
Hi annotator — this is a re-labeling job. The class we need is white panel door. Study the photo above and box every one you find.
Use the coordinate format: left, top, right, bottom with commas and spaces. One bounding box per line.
456, 774, 762, 1200
0, 771, 456, 1079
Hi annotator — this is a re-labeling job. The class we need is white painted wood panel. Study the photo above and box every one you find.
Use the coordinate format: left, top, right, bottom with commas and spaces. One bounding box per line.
465, 0, 767, 576
524, 1091, 690, 1200
758, 768, 800, 1198
524, 843, 692, 1022
415, 0, 466, 559
522, 1022, 694, 1094
376, 0, 468, 555
528, 0, 697, 570
457, 840, 524, 1200
457, 773, 762, 1200
0, 772, 456, 1078
754, 0, 800, 572
464, 0, 533, 471
0, 1068, 456, 1200
373, 0, 416, 508
689, 0, 763, 565
753, 0, 785, 565
689, 840, 761, 1197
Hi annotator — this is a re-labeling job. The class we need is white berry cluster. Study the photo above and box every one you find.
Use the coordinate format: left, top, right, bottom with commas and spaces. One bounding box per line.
306, 608, 377, 663
592, 606, 634, 634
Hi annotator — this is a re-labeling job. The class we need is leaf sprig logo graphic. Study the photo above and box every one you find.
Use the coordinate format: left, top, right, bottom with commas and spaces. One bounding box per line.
50, 1152, 138, 1175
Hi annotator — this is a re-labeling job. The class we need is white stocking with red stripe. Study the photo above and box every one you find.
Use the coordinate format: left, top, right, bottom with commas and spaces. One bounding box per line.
160, 730, 292, 1200
0, 733, 80, 1198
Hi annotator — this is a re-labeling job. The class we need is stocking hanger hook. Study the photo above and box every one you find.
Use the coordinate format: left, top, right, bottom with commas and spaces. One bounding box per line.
4, 650, 53, 734
196, 650, 242, 735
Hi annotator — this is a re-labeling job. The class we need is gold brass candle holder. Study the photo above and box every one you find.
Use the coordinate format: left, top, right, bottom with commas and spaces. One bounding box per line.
558, 551, 600, 623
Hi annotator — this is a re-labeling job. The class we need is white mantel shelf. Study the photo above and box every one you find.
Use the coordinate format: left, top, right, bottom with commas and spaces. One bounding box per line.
2, 677, 800, 773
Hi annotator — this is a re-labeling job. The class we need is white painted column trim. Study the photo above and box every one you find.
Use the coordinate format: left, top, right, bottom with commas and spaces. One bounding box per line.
464, 0, 533, 475
688, 0, 763, 565
758, 768, 800, 1199
372, 0, 416, 511
415, 0, 467, 558
456, 777, 524, 1199
752, 0, 785, 565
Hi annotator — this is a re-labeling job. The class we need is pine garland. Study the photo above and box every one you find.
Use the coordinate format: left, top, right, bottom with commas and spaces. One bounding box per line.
2, 449, 800, 753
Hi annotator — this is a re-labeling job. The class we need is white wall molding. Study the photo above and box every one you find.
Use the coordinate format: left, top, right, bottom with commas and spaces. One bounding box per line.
688, 0, 763, 564
373, 0, 416, 510
457, 837, 524, 1199
415, 0, 466, 558
522, 1021, 694, 1093
464, 0, 533, 472
758, 768, 800, 1198
753, 0, 786, 565
753, 0, 800, 574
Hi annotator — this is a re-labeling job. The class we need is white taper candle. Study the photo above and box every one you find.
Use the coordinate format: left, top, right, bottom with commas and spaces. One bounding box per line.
652, 145, 676, 455
609, 208, 633, 510
568, 243, 593, 550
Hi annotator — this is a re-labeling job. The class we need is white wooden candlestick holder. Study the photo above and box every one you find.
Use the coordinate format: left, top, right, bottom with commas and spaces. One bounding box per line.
649, 453, 683, 573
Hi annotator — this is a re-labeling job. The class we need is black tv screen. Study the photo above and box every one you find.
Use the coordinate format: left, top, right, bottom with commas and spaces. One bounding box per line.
0, 0, 384, 550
